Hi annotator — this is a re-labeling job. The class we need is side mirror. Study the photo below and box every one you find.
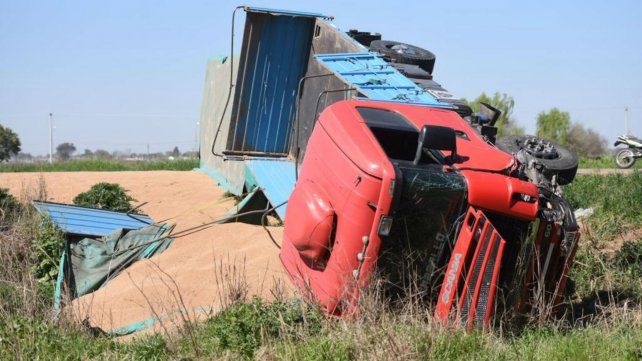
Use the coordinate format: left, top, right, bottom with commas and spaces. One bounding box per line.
414, 125, 457, 165
479, 102, 501, 126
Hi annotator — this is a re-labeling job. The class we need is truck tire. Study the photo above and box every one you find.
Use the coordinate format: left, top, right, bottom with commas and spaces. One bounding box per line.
346, 29, 382, 47
370, 40, 436, 74
496, 136, 578, 185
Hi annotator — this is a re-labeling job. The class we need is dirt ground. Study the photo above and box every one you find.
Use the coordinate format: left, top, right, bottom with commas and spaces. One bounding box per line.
1, 171, 289, 335
577, 168, 635, 175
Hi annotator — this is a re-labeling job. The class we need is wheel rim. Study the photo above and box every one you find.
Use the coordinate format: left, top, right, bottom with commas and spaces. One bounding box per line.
616, 150, 635, 167
522, 137, 559, 160
390, 44, 417, 55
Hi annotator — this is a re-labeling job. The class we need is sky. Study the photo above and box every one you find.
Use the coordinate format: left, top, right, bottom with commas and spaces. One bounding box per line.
1, 0, 641, 156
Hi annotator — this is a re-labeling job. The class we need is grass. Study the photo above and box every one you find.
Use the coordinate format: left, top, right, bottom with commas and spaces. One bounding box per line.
565, 172, 642, 239
0, 158, 199, 172
1, 294, 640, 360
579, 156, 642, 169
0, 174, 641, 360
564, 173, 642, 304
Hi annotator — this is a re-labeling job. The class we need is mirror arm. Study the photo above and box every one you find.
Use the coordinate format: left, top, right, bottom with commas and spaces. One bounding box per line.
424, 148, 443, 165
414, 126, 428, 165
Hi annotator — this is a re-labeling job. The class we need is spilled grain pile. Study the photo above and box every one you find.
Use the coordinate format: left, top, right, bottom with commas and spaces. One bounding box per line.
2, 171, 290, 334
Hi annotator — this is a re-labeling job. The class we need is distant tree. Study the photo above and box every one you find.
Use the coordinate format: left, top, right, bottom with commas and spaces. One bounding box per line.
170, 146, 180, 158
566, 123, 607, 158
82, 149, 94, 157
536, 108, 571, 145
56, 142, 77, 161
0, 124, 21, 162
463, 92, 524, 136
15, 152, 33, 162
182, 151, 198, 159
111, 150, 124, 160
93, 149, 111, 160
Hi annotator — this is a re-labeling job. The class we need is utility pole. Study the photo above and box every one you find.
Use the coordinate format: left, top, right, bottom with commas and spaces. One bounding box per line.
624, 107, 629, 135
48, 113, 53, 163
195, 121, 200, 152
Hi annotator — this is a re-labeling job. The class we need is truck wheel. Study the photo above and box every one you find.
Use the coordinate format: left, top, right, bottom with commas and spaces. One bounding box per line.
346, 29, 381, 47
496, 136, 578, 185
615, 149, 636, 169
369, 40, 436, 74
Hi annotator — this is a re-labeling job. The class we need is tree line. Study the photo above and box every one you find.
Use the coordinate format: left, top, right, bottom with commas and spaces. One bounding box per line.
0, 128, 194, 163
466, 92, 607, 157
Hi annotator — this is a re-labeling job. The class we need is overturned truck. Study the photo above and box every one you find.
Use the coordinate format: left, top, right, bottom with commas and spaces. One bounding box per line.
199, 6, 580, 329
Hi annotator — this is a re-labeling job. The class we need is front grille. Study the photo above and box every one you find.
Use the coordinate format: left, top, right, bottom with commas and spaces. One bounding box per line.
475, 234, 501, 328
436, 208, 580, 329
460, 223, 494, 323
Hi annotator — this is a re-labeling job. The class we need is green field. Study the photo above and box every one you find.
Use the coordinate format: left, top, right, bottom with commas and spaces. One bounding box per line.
0, 159, 199, 172
0, 156, 637, 174
1, 174, 641, 360
0, 157, 637, 174
579, 156, 642, 169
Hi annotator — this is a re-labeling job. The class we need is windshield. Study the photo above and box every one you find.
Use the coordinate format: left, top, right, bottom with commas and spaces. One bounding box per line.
378, 162, 466, 301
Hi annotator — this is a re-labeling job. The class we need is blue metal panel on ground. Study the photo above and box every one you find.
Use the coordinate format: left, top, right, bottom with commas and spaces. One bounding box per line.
244, 6, 332, 19
33, 201, 153, 237
245, 159, 296, 219
227, 12, 315, 155
315, 53, 452, 108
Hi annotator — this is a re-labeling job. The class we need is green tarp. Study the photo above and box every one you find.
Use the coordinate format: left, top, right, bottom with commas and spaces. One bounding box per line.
55, 224, 174, 309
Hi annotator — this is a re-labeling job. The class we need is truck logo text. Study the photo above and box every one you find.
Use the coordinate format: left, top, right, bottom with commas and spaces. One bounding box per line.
441, 252, 462, 304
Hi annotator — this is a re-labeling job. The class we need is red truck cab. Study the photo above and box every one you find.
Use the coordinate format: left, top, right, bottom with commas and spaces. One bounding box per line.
281, 100, 576, 327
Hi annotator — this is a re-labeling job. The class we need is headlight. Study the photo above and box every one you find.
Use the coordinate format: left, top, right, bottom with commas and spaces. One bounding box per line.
377, 216, 394, 236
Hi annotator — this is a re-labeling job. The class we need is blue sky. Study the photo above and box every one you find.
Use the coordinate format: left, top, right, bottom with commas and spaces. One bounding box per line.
1, 0, 641, 155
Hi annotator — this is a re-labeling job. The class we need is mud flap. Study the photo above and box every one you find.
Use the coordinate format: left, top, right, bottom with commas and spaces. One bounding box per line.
435, 207, 506, 329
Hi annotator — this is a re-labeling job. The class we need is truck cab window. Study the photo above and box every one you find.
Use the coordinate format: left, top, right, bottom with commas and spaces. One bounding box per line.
357, 107, 437, 164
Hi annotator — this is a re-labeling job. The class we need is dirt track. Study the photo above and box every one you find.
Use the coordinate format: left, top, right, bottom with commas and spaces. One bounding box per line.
577, 168, 637, 175
1, 171, 289, 334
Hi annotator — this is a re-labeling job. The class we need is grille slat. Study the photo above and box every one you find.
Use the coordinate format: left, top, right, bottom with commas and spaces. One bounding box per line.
475, 234, 501, 328
460, 223, 494, 324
